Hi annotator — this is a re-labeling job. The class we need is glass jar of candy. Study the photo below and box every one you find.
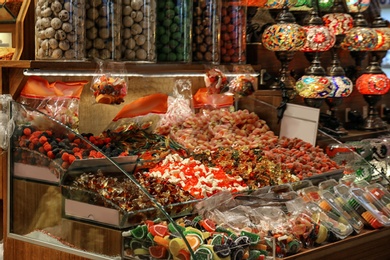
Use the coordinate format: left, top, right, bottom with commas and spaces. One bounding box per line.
156, 0, 192, 63
85, 0, 122, 60
220, 0, 247, 64
35, 0, 85, 60
192, 0, 221, 64
121, 0, 157, 62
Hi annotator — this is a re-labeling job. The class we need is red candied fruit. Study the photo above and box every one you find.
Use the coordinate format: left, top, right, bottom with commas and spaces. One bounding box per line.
23, 128, 32, 136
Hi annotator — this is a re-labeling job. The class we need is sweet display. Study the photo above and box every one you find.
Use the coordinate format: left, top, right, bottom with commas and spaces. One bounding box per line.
156, 0, 191, 62
220, 1, 246, 64
85, 0, 121, 60
18, 76, 88, 130
68, 170, 195, 212
91, 75, 128, 104
122, 174, 389, 259
192, 0, 220, 63
121, 0, 156, 62
35, 0, 85, 60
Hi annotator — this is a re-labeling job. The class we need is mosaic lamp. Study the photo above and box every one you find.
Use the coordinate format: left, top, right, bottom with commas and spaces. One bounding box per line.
323, 59, 354, 136
261, 4, 306, 97
371, 16, 390, 65
322, 0, 354, 76
341, 7, 378, 78
356, 61, 390, 130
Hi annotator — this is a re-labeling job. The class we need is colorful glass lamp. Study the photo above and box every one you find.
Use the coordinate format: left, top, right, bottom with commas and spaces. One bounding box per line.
323, 61, 354, 135
371, 16, 390, 65
296, 2, 335, 108
340, 3, 377, 79
262, 4, 306, 97
356, 62, 390, 130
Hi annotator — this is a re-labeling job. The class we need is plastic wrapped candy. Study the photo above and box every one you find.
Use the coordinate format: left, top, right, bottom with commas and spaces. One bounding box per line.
334, 184, 390, 229
91, 61, 128, 104
18, 76, 88, 131
0, 94, 14, 150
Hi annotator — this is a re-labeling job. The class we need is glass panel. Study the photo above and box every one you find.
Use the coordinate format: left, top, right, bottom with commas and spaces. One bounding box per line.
9, 101, 197, 258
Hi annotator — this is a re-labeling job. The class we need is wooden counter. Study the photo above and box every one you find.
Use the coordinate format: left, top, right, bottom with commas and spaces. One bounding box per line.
4, 228, 390, 259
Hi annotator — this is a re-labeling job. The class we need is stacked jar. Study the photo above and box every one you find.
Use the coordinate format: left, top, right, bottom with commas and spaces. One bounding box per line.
35, 0, 85, 60
156, 0, 192, 63
220, 0, 247, 64
192, 0, 221, 64
85, 0, 122, 60
121, 0, 156, 62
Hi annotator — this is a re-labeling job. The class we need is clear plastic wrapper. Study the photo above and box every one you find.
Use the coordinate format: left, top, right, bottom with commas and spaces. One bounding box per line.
193, 67, 234, 109
335, 184, 390, 228
91, 61, 128, 104
251, 206, 303, 257
318, 179, 338, 192
319, 190, 364, 234
18, 76, 88, 131
291, 180, 313, 194
305, 202, 353, 240
155, 79, 194, 135
300, 186, 360, 234
0, 94, 14, 151
300, 186, 322, 203
364, 183, 390, 216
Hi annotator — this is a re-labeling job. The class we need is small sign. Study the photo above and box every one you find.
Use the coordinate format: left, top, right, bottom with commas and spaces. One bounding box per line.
279, 103, 320, 146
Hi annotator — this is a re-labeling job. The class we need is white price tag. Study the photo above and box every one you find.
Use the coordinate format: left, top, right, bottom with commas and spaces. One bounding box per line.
279, 103, 320, 146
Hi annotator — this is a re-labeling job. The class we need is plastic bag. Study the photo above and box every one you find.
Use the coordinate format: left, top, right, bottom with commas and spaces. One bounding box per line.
91, 60, 128, 104
193, 67, 234, 109
18, 76, 88, 130
155, 79, 194, 135
0, 94, 14, 151
224, 65, 256, 97
103, 93, 169, 140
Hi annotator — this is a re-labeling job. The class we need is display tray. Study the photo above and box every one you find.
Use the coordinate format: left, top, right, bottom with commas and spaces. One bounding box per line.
62, 186, 199, 229
304, 168, 345, 185
13, 162, 60, 184
12, 146, 138, 185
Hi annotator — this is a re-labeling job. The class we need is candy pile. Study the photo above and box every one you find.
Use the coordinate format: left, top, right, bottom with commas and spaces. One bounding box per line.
193, 148, 300, 188
163, 109, 276, 151
160, 109, 340, 180
70, 171, 195, 212
13, 126, 128, 170
122, 216, 298, 260
145, 153, 248, 199
91, 75, 128, 105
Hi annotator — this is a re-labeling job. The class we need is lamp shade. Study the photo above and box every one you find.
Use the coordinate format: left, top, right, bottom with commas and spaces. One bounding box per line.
346, 0, 370, 13
300, 0, 335, 12
247, 0, 267, 6
373, 27, 390, 51
264, 0, 298, 8
301, 25, 336, 52
295, 75, 332, 98
327, 76, 353, 97
262, 23, 306, 51
356, 73, 390, 95
341, 27, 378, 51
322, 13, 354, 35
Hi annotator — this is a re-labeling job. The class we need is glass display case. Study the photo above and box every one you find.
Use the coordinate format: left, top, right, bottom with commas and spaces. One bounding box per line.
7, 100, 200, 259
